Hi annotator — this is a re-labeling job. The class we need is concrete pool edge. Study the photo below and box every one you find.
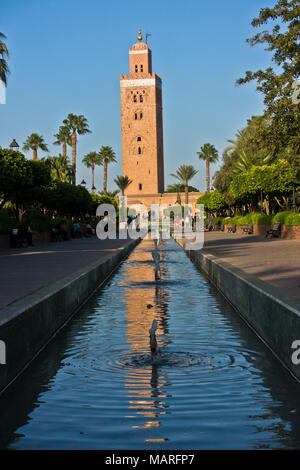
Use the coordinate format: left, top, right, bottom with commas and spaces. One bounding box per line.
175, 238, 300, 382
0, 237, 141, 395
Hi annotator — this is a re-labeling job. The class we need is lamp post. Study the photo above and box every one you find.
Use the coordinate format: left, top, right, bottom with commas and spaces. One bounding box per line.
292, 183, 296, 213
80, 179, 86, 186
67, 169, 74, 185
9, 139, 19, 151
92, 185, 96, 193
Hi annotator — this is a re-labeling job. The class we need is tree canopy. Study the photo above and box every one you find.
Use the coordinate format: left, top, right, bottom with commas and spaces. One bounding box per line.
237, 0, 300, 156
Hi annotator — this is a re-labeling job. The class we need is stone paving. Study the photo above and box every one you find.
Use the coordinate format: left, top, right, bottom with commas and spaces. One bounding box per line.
0, 231, 299, 309
202, 231, 300, 301
0, 237, 133, 308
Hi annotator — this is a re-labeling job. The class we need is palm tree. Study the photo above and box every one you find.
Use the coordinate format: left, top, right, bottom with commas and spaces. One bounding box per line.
82, 151, 102, 192
63, 113, 91, 184
114, 175, 133, 195
23, 133, 48, 160
53, 126, 71, 157
98, 146, 117, 194
0, 32, 9, 86
170, 164, 198, 204
197, 143, 219, 193
232, 151, 271, 175
43, 155, 73, 182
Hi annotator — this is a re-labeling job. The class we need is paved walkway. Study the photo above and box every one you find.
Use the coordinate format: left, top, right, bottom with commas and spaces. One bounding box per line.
1, 231, 299, 309
202, 231, 300, 301
0, 237, 133, 308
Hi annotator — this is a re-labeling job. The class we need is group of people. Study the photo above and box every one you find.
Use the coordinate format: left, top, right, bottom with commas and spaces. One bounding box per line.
72, 221, 95, 238
53, 220, 96, 241
14, 219, 96, 248
174, 212, 194, 231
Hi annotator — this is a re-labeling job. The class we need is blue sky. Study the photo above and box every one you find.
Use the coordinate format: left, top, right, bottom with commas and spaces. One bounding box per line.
0, 0, 275, 192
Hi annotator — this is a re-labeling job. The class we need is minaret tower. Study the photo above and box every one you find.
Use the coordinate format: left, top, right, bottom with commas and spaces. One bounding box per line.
120, 28, 164, 195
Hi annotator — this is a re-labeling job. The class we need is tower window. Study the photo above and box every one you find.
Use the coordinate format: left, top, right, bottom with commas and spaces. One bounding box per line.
139, 183, 142, 190
137, 136, 141, 141
138, 147, 142, 155
140, 95, 143, 103
135, 65, 138, 73
140, 112, 143, 119
140, 65, 143, 72
133, 95, 137, 103
134, 113, 137, 120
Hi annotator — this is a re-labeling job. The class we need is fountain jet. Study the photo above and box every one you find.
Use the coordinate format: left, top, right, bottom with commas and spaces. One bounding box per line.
149, 319, 160, 362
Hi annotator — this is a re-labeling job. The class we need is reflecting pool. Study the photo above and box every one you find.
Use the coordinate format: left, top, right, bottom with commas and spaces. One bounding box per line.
1, 238, 300, 449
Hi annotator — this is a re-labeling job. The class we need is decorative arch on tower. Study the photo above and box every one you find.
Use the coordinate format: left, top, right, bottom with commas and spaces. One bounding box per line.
129, 134, 149, 157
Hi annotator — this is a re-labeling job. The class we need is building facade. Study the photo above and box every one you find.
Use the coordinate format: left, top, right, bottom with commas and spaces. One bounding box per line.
120, 30, 204, 212
120, 28, 164, 196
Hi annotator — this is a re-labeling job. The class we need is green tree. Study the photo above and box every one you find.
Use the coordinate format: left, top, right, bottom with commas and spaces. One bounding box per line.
0, 32, 9, 86
63, 113, 91, 184
0, 149, 31, 210
44, 181, 92, 218
232, 151, 272, 175
170, 165, 198, 204
98, 146, 117, 195
23, 133, 49, 160
214, 116, 275, 200
165, 183, 199, 193
82, 151, 102, 192
90, 193, 118, 215
53, 126, 71, 158
197, 190, 227, 212
230, 161, 298, 211
114, 175, 133, 195
43, 155, 73, 183
237, 0, 300, 156
197, 143, 219, 193
0, 148, 51, 220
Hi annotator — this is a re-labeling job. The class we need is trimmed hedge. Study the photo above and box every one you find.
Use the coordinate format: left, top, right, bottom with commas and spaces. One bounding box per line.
215, 211, 300, 226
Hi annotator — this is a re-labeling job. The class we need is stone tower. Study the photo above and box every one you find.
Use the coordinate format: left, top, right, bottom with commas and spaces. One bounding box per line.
120, 28, 164, 195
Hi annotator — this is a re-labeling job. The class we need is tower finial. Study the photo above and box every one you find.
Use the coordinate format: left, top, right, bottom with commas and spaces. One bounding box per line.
137, 27, 143, 41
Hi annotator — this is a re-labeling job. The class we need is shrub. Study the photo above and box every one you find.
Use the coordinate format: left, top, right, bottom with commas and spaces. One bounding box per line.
273, 211, 300, 226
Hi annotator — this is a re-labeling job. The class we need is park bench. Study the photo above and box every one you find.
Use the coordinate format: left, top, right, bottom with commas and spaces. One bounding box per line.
266, 222, 281, 239
228, 224, 236, 233
242, 222, 253, 235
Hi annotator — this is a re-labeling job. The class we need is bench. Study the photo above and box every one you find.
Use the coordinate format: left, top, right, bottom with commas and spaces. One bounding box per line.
242, 222, 253, 235
266, 222, 281, 239
228, 224, 236, 233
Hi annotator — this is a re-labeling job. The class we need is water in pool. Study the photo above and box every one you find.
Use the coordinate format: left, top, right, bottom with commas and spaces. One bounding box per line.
1, 237, 300, 449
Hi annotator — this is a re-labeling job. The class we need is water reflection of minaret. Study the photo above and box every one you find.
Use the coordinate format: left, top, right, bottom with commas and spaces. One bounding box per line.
122, 237, 171, 441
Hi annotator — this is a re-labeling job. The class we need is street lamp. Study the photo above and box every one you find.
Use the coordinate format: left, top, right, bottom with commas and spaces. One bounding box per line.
92, 185, 96, 193
9, 139, 19, 151
80, 179, 86, 186
292, 183, 296, 213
